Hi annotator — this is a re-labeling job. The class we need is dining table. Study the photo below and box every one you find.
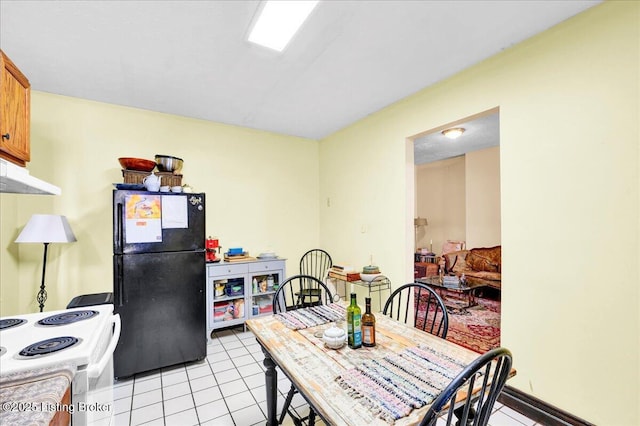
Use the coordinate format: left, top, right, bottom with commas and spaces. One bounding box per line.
245, 303, 515, 425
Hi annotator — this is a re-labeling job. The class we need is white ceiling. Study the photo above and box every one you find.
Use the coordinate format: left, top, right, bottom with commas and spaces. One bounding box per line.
1, 0, 599, 159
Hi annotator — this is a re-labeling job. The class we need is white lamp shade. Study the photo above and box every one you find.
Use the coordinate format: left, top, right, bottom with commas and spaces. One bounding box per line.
15, 214, 77, 243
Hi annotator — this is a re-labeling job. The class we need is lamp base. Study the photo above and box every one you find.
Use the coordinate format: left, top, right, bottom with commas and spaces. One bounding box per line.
38, 242, 50, 312
37, 288, 47, 313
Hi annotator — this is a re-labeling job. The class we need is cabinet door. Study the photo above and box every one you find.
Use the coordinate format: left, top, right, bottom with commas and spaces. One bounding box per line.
0, 51, 30, 166
248, 264, 284, 318
209, 274, 248, 329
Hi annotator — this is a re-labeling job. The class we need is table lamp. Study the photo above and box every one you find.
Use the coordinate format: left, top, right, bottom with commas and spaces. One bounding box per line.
414, 217, 428, 251
15, 214, 77, 312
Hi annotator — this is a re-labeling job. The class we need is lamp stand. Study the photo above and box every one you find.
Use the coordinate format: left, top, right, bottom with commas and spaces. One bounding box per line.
37, 242, 50, 312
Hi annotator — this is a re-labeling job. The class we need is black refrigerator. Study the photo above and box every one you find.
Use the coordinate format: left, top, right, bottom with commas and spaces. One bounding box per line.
112, 190, 206, 379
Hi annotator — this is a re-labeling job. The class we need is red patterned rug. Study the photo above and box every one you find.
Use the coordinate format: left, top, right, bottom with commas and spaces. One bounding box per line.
415, 295, 501, 354
444, 297, 501, 353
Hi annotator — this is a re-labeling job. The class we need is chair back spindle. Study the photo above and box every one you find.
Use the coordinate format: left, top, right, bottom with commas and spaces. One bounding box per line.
420, 347, 513, 426
383, 282, 448, 338
297, 249, 333, 307
273, 274, 334, 313
300, 249, 332, 281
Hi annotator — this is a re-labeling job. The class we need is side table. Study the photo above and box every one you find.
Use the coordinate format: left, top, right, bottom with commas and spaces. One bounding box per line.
415, 261, 439, 278
329, 275, 391, 312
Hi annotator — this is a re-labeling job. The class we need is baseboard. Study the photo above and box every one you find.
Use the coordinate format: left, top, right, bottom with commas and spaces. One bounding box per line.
498, 386, 595, 426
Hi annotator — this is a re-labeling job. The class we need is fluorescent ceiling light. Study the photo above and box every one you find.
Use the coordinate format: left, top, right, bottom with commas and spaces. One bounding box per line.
248, 1, 319, 52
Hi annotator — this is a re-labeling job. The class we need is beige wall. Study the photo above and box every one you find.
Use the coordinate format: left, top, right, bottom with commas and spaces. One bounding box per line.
0, 93, 320, 315
415, 156, 466, 252
415, 146, 500, 253
466, 146, 500, 248
320, 2, 638, 425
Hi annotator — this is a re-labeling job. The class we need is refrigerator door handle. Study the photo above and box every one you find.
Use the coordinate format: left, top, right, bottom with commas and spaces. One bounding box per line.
115, 256, 124, 307
115, 202, 124, 253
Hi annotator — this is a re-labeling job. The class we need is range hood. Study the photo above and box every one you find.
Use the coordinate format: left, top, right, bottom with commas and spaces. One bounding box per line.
0, 158, 61, 195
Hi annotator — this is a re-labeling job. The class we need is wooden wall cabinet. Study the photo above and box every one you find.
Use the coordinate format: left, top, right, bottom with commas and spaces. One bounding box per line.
0, 50, 31, 167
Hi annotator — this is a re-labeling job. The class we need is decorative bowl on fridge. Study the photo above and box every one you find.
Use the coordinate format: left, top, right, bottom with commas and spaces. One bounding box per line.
118, 157, 156, 172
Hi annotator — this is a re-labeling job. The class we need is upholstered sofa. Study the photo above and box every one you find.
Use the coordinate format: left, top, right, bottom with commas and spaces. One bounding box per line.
443, 245, 501, 290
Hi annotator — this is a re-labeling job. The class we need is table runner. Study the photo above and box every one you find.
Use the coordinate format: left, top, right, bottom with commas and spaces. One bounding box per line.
336, 345, 469, 423
275, 303, 346, 329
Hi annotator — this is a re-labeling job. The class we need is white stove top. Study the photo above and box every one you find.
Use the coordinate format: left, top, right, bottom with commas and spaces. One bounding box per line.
0, 304, 115, 375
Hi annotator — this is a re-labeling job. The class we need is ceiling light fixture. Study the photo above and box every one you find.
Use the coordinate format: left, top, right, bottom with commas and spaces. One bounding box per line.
442, 127, 465, 139
248, 0, 319, 52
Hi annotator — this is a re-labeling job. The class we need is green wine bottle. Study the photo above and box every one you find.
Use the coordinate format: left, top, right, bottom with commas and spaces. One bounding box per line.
347, 293, 362, 349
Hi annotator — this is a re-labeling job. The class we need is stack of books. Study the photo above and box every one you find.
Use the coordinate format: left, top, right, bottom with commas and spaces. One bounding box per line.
224, 252, 256, 262
328, 265, 361, 282
442, 275, 461, 288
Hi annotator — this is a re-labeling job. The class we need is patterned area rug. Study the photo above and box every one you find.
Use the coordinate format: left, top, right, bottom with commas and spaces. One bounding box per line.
415, 294, 500, 354
444, 297, 501, 353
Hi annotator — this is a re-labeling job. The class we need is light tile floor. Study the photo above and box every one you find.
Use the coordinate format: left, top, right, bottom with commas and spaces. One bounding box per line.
113, 326, 539, 426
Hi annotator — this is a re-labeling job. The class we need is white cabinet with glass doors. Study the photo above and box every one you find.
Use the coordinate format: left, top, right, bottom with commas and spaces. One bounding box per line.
206, 258, 285, 340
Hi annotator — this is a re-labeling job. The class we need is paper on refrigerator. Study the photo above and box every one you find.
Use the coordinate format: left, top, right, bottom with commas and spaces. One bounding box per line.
124, 194, 162, 243
161, 195, 188, 228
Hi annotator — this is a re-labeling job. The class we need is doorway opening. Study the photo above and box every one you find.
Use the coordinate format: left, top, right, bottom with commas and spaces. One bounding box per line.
410, 107, 501, 353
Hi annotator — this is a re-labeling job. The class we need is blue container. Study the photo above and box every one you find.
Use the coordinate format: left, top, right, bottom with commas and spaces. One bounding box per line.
226, 284, 244, 297
228, 247, 243, 255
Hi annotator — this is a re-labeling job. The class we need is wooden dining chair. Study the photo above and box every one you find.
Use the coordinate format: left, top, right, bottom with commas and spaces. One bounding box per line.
382, 282, 449, 338
419, 347, 513, 426
297, 249, 332, 307
272, 274, 335, 425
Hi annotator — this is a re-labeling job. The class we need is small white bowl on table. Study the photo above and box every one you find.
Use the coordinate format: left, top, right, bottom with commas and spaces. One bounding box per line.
359, 273, 382, 282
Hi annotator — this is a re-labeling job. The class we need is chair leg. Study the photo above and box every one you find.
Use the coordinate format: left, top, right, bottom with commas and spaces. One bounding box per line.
278, 383, 318, 426
453, 406, 476, 426
279, 384, 296, 424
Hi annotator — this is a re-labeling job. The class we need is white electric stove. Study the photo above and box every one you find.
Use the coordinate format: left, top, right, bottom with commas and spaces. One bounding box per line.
0, 304, 121, 426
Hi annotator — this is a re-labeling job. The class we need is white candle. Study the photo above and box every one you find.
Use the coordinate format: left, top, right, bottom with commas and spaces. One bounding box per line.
351, 283, 354, 294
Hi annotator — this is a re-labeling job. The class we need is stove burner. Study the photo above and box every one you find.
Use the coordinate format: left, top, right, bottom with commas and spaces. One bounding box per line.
0, 318, 27, 330
38, 310, 99, 326
19, 336, 80, 357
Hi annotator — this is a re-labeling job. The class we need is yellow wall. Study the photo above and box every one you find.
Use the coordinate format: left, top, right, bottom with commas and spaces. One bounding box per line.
0, 93, 319, 315
320, 2, 638, 425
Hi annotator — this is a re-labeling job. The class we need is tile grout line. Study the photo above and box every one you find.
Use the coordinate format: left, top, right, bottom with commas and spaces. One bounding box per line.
213, 330, 249, 425
158, 370, 167, 426
192, 358, 215, 425
235, 329, 270, 422
220, 336, 241, 426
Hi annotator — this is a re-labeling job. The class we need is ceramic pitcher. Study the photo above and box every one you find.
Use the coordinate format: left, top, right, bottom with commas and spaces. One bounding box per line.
143, 172, 161, 191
